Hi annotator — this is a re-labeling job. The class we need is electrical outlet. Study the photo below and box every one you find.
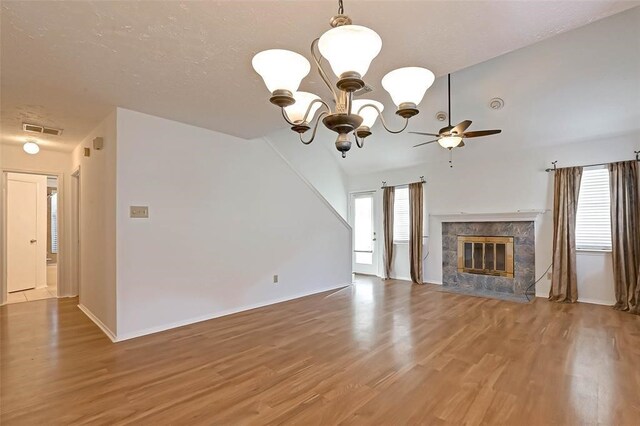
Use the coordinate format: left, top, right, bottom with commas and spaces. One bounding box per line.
273, 275, 278, 284
130, 206, 149, 218
546, 272, 552, 280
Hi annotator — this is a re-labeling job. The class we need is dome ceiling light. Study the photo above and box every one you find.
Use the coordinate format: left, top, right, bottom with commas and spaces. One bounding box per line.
252, 0, 434, 158
23, 140, 40, 155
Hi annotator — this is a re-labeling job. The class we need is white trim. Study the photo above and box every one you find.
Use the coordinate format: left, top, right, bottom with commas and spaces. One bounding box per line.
116, 283, 351, 342
262, 136, 351, 230
77, 304, 117, 342
577, 297, 615, 306
430, 210, 547, 222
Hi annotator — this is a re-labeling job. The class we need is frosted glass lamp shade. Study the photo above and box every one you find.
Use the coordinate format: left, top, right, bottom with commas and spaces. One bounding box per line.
252, 49, 310, 93
381, 67, 435, 106
23, 141, 40, 154
285, 92, 321, 123
438, 136, 463, 148
318, 25, 382, 77
352, 99, 383, 128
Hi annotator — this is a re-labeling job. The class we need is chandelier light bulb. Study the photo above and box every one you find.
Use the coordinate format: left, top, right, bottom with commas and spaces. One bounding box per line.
318, 25, 382, 78
285, 92, 322, 123
23, 140, 40, 154
438, 136, 463, 149
252, 49, 311, 93
352, 99, 384, 128
381, 67, 435, 107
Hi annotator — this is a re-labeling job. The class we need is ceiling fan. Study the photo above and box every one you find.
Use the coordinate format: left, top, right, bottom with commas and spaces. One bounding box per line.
410, 74, 501, 149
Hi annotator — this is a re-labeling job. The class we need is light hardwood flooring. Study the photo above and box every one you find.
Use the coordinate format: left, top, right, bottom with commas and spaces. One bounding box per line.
1, 276, 639, 425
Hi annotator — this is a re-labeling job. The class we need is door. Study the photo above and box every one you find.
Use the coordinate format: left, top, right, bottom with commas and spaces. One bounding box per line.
351, 192, 378, 275
7, 174, 47, 292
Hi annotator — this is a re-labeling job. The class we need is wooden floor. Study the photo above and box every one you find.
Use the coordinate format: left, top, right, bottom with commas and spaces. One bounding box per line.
1, 276, 639, 425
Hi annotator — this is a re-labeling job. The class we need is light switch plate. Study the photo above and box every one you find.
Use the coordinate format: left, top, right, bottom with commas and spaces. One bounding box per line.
130, 206, 149, 218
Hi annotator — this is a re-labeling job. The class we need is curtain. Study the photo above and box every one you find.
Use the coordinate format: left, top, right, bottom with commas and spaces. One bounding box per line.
382, 187, 395, 280
609, 161, 640, 314
549, 167, 583, 303
409, 182, 424, 284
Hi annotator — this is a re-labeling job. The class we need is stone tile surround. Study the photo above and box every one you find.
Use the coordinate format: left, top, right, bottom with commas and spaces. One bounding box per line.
442, 221, 535, 301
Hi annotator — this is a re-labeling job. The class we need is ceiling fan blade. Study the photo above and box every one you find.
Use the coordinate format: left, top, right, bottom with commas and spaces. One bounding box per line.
413, 139, 439, 148
409, 131, 440, 137
463, 129, 502, 138
451, 120, 472, 134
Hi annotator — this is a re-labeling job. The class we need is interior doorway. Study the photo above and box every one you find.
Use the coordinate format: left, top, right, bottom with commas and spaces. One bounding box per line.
5, 172, 59, 304
350, 191, 378, 275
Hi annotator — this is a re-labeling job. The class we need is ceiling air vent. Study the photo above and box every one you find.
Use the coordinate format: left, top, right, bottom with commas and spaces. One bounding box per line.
353, 84, 374, 97
23, 122, 63, 136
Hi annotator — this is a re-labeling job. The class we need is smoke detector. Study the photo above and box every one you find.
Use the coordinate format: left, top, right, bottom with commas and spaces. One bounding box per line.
435, 111, 447, 121
22, 122, 63, 136
489, 98, 504, 110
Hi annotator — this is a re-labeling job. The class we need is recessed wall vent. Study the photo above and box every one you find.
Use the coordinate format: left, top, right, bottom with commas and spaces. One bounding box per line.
23, 123, 63, 136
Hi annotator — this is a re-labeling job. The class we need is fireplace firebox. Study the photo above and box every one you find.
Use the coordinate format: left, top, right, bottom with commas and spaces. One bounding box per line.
457, 236, 514, 278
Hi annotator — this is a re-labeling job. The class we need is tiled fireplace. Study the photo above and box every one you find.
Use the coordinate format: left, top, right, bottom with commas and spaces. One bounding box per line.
442, 221, 535, 301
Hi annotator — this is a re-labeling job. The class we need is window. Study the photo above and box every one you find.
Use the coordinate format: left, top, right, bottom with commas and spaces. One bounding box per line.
393, 187, 409, 242
50, 192, 58, 253
576, 167, 611, 251
353, 193, 374, 264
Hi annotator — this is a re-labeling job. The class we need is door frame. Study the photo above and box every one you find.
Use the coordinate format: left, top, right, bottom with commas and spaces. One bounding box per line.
348, 190, 379, 276
1, 168, 66, 305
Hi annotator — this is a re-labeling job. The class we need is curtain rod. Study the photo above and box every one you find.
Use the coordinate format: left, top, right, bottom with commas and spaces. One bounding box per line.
545, 152, 640, 172
381, 176, 425, 189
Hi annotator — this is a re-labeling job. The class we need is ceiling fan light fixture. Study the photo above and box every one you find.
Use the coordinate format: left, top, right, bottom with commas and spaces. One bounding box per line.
438, 136, 462, 149
23, 140, 40, 155
318, 25, 382, 78
252, 49, 311, 94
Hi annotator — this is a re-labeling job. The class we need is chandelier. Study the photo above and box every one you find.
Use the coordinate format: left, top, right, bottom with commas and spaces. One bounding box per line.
252, 0, 434, 158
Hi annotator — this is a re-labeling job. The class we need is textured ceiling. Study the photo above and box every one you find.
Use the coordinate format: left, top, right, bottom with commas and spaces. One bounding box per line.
1, 1, 639, 151
318, 6, 640, 175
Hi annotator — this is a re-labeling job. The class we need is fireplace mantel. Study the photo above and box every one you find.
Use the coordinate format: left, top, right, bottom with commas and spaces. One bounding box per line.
431, 210, 547, 223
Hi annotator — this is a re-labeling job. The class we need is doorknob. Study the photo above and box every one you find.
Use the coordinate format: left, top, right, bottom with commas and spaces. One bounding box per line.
30, 239, 37, 243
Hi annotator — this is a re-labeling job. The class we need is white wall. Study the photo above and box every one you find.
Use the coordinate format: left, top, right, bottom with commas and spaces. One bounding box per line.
0, 144, 74, 301
265, 128, 349, 220
114, 108, 351, 340
71, 111, 118, 336
348, 134, 635, 305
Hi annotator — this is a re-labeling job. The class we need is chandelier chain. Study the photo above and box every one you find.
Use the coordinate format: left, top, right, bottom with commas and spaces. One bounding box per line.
338, 0, 344, 14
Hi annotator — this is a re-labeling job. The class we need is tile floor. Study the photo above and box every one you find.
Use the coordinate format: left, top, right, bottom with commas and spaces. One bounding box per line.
6, 284, 57, 304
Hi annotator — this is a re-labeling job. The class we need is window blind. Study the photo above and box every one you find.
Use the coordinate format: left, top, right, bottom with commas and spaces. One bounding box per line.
393, 187, 409, 242
576, 167, 611, 250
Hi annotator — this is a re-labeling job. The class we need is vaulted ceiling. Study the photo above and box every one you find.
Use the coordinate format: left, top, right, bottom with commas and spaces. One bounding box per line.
2, 1, 638, 152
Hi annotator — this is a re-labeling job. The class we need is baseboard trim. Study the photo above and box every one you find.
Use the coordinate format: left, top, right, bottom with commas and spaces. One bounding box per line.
577, 297, 614, 307
116, 283, 351, 342
77, 304, 117, 342
533, 295, 614, 307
